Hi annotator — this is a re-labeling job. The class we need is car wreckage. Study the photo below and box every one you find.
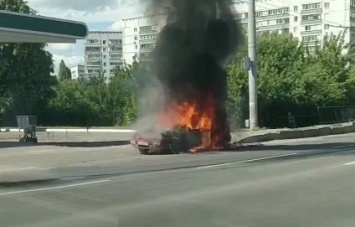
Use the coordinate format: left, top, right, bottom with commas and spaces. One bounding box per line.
131, 128, 204, 155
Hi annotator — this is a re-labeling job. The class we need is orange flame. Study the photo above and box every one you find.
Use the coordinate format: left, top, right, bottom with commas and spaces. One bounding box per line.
157, 93, 223, 152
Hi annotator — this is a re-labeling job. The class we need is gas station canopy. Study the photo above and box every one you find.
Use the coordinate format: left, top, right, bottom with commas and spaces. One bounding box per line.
0, 10, 88, 43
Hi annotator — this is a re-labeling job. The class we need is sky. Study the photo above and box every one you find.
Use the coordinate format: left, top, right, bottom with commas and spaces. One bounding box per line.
26, 0, 145, 74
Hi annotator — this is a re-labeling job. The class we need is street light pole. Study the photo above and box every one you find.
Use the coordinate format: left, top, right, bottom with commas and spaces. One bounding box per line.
247, 0, 258, 130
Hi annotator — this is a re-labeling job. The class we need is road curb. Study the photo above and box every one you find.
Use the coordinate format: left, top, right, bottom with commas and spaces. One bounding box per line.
0, 128, 136, 133
238, 122, 355, 143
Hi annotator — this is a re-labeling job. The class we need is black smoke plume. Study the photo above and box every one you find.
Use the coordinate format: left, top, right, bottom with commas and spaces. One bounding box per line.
137, 0, 242, 146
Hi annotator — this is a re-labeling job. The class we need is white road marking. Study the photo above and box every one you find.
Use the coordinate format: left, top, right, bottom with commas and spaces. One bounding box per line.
195, 153, 298, 170
342, 161, 355, 166
239, 153, 298, 163
0, 179, 110, 197
195, 163, 232, 170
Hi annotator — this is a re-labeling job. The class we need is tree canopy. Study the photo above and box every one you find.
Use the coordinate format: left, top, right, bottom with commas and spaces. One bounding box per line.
227, 31, 355, 128
0, 0, 55, 124
58, 60, 72, 81
1, 0, 354, 129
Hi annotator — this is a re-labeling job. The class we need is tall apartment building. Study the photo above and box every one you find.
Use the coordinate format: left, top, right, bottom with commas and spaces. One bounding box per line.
70, 64, 86, 80
84, 31, 123, 81
234, 0, 355, 52
119, 0, 355, 63
121, 14, 167, 65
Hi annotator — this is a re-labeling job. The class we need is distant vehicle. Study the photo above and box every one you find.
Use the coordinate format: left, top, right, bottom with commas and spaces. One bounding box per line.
131, 128, 202, 155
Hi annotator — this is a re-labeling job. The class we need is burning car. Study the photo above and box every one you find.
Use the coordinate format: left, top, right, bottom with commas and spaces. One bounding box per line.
131, 0, 240, 155
131, 128, 203, 155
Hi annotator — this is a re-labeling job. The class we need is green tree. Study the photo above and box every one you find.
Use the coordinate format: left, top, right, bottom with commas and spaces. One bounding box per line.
47, 79, 90, 126
303, 32, 354, 105
83, 74, 111, 125
0, 0, 55, 122
227, 30, 355, 128
58, 60, 72, 81
108, 62, 140, 126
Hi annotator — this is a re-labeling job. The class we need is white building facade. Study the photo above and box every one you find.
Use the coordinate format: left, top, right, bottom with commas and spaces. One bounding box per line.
234, 0, 355, 52
70, 64, 86, 80
84, 31, 123, 81
119, 0, 355, 63
121, 14, 166, 65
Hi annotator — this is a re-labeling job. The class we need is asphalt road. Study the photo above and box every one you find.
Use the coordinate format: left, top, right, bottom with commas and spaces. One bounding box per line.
1, 133, 355, 226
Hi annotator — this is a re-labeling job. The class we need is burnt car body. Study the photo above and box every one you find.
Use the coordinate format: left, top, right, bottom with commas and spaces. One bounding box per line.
131, 128, 203, 155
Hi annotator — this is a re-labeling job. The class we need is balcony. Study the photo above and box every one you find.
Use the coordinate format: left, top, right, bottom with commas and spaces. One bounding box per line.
300, 29, 322, 35
85, 51, 101, 54
109, 51, 122, 54
257, 13, 291, 21
301, 8, 322, 15
109, 58, 122, 62
85, 62, 102, 67
85, 58, 101, 62
140, 39, 156, 44
85, 42, 100, 46
301, 19, 322, 25
139, 30, 158, 35
257, 23, 289, 31
302, 40, 321, 46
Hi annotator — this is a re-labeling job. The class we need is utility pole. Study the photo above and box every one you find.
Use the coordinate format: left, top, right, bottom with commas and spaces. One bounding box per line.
247, 0, 258, 130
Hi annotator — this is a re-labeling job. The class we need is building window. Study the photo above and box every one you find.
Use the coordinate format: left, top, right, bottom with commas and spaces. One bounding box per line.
294, 16, 298, 22
324, 2, 329, 9
324, 24, 330, 29
85, 47, 100, 52
302, 35, 320, 42
103, 62, 106, 66
302, 3, 321, 10
140, 26, 156, 33
140, 44, 155, 49
110, 47, 122, 52
103, 40, 106, 45
302, 14, 321, 21
87, 39, 99, 44
134, 36, 138, 40
109, 39, 121, 44
103, 48, 106, 52
294, 6, 298, 12
110, 62, 120, 66
134, 28, 138, 32
135, 45, 138, 49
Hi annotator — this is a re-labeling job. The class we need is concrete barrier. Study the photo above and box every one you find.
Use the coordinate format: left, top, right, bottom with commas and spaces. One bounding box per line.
1, 128, 135, 133
2, 122, 355, 144
317, 127, 332, 136
237, 122, 355, 143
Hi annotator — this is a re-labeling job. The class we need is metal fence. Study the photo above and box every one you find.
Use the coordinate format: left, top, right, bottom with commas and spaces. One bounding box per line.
318, 106, 355, 125
265, 105, 355, 129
